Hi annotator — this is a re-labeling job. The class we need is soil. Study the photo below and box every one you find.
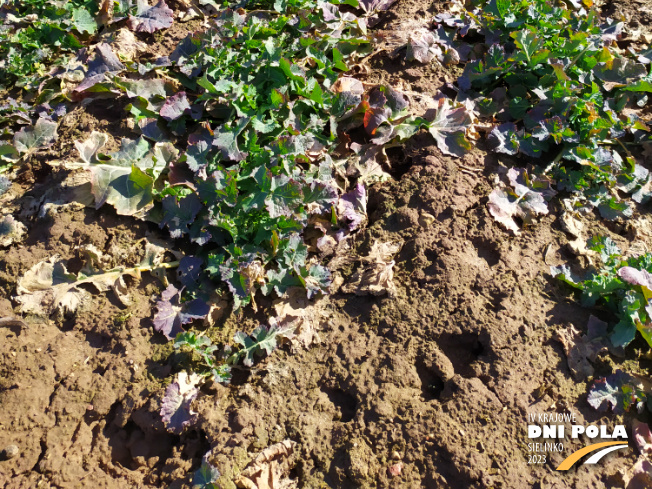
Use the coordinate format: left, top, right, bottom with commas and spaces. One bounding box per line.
1, 1, 650, 488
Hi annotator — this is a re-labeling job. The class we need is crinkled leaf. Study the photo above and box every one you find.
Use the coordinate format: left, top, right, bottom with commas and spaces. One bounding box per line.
230, 322, 295, 367
76, 44, 125, 92
160, 371, 201, 433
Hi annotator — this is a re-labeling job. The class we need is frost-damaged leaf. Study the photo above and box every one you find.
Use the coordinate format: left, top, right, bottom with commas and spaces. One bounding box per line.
75, 131, 108, 164
487, 168, 552, 235
587, 370, 647, 413
193, 457, 220, 488
342, 241, 401, 296
230, 322, 295, 367
338, 183, 367, 232
358, 0, 397, 14
161, 371, 201, 433
128, 0, 174, 34
235, 440, 298, 489
15, 252, 143, 317
160, 92, 191, 121
273, 288, 327, 350
428, 98, 473, 157
619, 267, 652, 290
72, 136, 168, 216
0, 215, 27, 247
634, 419, 652, 455
13, 119, 58, 155
407, 31, 440, 64
75, 43, 125, 92
153, 284, 210, 339
487, 122, 519, 155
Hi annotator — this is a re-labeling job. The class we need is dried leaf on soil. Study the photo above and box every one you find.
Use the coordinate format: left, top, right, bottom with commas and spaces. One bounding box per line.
273, 287, 327, 349
341, 240, 401, 296
555, 320, 608, 381
487, 168, 552, 235
161, 371, 201, 433
235, 440, 298, 489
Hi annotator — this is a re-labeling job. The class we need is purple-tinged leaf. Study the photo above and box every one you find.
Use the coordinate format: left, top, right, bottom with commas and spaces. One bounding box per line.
153, 284, 210, 339
75, 44, 125, 92
587, 370, 645, 414
128, 0, 174, 34
428, 98, 473, 157
618, 267, 652, 289
338, 183, 367, 232
213, 118, 250, 162
161, 371, 201, 433
160, 92, 191, 121
358, 0, 397, 14
406, 31, 440, 64
159, 194, 202, 238
177, 256, 204, 288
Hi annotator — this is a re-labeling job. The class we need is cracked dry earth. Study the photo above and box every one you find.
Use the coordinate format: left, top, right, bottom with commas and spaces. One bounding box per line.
2, 0, 652, 488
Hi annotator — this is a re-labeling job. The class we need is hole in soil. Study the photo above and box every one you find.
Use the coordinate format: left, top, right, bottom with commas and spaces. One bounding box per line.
437, 332, 487, 377
416, 363, 445, 401
386, 146, 412, 179
321, 387, 356, 423
472, 237, 500, 267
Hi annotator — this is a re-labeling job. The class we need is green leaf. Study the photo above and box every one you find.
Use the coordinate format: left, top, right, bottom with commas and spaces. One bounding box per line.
72, 7, 98, 35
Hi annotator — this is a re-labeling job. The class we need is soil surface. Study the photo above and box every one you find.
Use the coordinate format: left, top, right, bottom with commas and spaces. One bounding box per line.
1, 1, 650, 488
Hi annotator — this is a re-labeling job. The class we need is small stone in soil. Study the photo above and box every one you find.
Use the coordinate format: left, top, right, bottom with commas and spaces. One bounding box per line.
1, 445, 19, 460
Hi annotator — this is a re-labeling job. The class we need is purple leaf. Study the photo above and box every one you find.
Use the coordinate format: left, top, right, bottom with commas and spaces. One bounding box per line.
177, 256, 204, 288
153, 284, 210, 339
618, 267, 652, 289
75, 44, 125, 93
160, 92, 191, 121
338, 183, 367, 232
128, 0, 174, 34
161, 371, 201, 433
587, 370, 644, 413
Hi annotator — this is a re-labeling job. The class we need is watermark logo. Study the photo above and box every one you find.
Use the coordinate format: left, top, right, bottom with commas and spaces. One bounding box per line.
527, 411, 629, 470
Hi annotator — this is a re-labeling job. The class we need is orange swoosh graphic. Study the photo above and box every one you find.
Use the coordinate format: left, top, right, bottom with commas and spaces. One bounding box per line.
556, 441, 627, 471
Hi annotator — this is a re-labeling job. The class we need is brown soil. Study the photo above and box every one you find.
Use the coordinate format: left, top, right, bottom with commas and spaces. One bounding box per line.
1, 1, 650, 488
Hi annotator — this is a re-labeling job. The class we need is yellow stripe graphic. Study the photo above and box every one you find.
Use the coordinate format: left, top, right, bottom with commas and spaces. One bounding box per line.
556, 441, 626, 471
